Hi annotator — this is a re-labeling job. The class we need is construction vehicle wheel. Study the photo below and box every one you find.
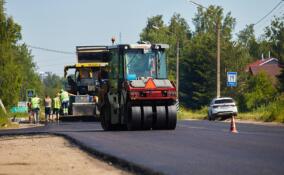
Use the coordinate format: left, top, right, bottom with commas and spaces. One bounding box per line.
127, 106, 141, 131
167, 105, 177, 130
142, 106, 153, 130
100, 103, 115, 131
153, 106, 167, 130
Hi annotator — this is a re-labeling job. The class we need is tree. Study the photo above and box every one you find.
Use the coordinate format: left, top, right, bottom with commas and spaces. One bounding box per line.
140, 15, 169, 43
237, 24, 260, 58
184, 5, 237, 108
0, 0, 42, 107
0, 0, 22, 106
244, 72, 278, 110
264, 15, 284, 62
42, 73, 64, 97
14, 44, 43, 100
263, 15, 284, 92
278, 64, 284, 93
182, 33, 216, 108
192, 5, 236, 41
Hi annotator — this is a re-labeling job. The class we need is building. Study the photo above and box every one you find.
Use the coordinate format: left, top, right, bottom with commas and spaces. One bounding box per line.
246, 57, 281, 83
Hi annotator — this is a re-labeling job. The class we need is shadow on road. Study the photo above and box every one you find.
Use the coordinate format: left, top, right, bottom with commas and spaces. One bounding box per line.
59, 116, 100, 122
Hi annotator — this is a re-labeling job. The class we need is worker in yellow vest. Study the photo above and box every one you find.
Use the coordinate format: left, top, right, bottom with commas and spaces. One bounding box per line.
53, 93, 61, 120
31, 95, 41, 124
60, 89, 69, 115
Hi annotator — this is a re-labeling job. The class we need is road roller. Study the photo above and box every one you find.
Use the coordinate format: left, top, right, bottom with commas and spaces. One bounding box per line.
99, 42, 177, 131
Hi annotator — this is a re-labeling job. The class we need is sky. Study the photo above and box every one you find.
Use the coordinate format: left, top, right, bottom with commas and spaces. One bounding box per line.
5, 0, 284, 76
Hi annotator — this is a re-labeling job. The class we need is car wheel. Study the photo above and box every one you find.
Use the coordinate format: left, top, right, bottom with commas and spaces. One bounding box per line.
208, 111, 213, 121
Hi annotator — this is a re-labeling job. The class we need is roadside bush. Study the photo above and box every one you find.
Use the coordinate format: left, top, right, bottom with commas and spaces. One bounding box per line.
0, 108, 9, 128
233, 95, 284, 123
244, 72, 278, 110
0, 108, 7, 118
263, 96, 284, 123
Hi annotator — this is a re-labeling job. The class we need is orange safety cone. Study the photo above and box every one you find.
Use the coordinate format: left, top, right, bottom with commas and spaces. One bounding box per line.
230, 115, 238, 133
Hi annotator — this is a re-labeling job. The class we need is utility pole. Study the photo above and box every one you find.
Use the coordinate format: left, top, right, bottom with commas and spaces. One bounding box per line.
176, 39, 179, 99
216, 21, 221, 98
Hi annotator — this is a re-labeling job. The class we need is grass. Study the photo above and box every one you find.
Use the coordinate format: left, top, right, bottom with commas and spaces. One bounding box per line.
0, 109, 19, 129
178, 95, 284, 124
178, 106, 208, 120
10, 112, 29, 119
238, 98, 284, 123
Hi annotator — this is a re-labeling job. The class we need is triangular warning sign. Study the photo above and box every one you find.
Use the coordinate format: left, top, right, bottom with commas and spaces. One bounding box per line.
145, 78, 156, 89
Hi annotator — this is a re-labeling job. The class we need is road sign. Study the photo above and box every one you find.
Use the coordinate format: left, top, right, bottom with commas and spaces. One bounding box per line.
18, 101, 27, 107
26, 89, 35, 98
227, 72, 237, 87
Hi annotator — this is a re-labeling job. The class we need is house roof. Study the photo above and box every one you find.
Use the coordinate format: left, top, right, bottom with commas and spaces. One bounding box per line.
246, 57, 281, 84
250, 64, 281, 77
246, 58, 278, 71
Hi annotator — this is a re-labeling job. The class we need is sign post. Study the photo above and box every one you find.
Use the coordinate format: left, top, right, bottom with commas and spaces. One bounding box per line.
227, 72, 237, 87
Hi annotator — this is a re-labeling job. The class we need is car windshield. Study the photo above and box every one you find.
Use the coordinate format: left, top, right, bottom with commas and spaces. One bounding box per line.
214, 99, 234, 104
125, 50, 167, 79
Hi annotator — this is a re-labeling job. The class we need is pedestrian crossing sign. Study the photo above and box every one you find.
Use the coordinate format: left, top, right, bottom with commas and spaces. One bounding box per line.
26, 89, 35, 98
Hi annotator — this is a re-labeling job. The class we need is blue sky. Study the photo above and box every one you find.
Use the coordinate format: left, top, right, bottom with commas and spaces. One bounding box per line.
5, 0, 283, 75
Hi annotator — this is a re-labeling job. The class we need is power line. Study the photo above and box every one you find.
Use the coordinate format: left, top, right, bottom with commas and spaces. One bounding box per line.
40, 62, 76, 68
253, 0, 283, 26
27, 44, 75, 55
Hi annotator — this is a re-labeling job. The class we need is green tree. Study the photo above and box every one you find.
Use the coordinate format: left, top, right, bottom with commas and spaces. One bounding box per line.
244, 72, 278, 110
43, 73, 64, 97
264, 15, 284, 62
0, 0, 22, 107
14, 44, 43, 100
263, 15, 284, 92
182, 33, 216, 108
185, 5, 237, 108
237, 24, 260, 58
140, 15, 169, 43
278, 65, 284, 93
0, 0, 42, 107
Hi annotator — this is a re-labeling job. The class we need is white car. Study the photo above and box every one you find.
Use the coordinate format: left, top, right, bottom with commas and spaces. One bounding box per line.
208, 97, 238, 121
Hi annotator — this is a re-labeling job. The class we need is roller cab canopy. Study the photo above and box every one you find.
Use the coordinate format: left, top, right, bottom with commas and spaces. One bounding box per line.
64, 62, 108, 78
76, 46, 110, 63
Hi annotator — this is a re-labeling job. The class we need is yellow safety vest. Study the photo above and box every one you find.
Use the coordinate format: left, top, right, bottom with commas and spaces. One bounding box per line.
53, 97, 61, 109
61, 91, 69, 101
31, 97, 40, 109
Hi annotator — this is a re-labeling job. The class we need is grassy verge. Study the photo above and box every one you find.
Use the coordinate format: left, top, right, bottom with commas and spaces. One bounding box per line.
237, 98, 284, 123
10, 112, 29, 119
178, 95, 284, 123
178, 106, 207, 120
0, 109, 19, 129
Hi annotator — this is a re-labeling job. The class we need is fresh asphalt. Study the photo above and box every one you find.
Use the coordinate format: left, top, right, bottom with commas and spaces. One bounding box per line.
1, 119, 284, 175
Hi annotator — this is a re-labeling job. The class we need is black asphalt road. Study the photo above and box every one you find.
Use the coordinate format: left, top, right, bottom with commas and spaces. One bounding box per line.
1, 120, 284, 175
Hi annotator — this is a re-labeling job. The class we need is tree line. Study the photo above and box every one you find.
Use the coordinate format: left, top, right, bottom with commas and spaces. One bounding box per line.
1, 1, 283, 113
0, 0, 63, 108
140, 5, 284, 112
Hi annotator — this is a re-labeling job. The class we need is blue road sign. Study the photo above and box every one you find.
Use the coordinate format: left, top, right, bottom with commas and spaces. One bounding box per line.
227, 72, 237, 87
26, 89, 35, 98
